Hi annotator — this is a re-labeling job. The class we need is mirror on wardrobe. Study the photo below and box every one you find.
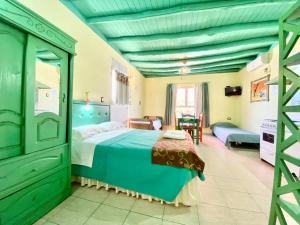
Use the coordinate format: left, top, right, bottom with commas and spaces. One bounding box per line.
34, 49, 61, 115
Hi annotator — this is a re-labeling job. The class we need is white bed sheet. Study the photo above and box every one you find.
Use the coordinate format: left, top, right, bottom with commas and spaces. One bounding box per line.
72, 128, 132, 167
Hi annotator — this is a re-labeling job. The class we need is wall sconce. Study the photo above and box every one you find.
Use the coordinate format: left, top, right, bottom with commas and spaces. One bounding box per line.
100, 97, 104, 103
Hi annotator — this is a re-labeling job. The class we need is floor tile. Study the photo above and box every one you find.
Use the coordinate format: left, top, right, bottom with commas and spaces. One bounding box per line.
240, 179, 271, 195
33, 218, 47, 225
43, 206, 61, 220
124, 212, 162, 225
131, 199, 164, 218
230, 209, 268, 225
41, 135, 278, 225
85, 204, 128, 225
43, 222, 58, 225
250, 193, 272, 214
77, 187, 109, 203
103, 192, 136, 210
162, 220, 182, 225
214, 176, 247, 193
198, 203, 235, 223
72, 184, 84, 197
204, 162, 234, 178
59, 196, 77, 208
222, 190, 261, 212
198, 222, 235, 225
199, 187, 227, 207
65, 197, 99, 216
199, 175, 218, 189
163, 205, 199, 225
45, 198, 99, 225
49, 208, 90, 225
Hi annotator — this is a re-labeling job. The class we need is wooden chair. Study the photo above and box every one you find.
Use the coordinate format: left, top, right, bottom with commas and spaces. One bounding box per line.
177, 114, 197, 139
196, 113, 204, 143
174, 112, 177, 130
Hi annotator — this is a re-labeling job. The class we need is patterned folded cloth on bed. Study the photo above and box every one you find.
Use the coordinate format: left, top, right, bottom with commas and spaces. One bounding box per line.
152, 132, 205, 176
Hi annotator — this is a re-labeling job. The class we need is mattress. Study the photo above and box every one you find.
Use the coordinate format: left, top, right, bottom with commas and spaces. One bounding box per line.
211, 122, 260, 147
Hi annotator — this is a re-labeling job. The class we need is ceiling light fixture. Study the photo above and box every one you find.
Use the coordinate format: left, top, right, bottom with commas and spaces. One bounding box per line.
180, 58, 190, 75
180, 66, 190, 75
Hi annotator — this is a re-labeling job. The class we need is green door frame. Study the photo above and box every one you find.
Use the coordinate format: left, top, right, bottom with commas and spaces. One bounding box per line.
269, 1, 300, 224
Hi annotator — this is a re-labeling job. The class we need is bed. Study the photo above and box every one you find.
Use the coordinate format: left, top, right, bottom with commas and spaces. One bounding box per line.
211, 122, 260, 148
71, 101, 205, 206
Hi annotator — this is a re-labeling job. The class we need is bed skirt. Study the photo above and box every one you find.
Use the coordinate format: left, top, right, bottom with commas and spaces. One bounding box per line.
73, 176, 201, 207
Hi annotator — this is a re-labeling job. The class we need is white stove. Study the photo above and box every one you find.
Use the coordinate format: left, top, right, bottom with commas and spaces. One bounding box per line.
261, 119, 277, 131
260, 119, 300, 177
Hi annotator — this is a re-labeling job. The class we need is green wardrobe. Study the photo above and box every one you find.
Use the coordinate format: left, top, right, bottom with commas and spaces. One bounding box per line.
0, 1, 76, 224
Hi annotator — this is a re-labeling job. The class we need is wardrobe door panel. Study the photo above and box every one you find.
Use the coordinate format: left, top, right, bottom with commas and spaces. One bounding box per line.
25, 35, 68, 153
0, 21, 25, 160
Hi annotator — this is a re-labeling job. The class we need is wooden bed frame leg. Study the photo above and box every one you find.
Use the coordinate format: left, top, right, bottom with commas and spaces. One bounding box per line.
80, 177, 85, 186
87, 179, 92, 187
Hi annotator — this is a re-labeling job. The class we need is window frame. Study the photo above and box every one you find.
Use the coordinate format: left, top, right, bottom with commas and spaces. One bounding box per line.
175, 85, 196, 114
176, 86, 195, 107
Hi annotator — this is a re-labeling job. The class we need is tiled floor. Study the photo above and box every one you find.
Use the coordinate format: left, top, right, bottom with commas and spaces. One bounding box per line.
34, 135, 297, 225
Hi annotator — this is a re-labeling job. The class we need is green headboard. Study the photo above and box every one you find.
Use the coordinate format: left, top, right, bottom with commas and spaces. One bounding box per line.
72, 101, 110, 127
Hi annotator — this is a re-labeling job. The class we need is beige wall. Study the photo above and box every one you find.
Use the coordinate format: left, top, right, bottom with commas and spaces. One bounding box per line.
17, 0, 287, 130
18, 0, 145, 118
238, 46, 280, 133
143, 73, 242, 126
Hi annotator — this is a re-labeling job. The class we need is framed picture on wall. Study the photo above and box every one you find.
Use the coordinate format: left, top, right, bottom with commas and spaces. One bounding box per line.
250, 75, 270, 102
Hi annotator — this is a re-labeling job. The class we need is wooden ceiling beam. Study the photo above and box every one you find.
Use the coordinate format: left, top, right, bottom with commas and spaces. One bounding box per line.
123, 36, 277, 61
108, 21, 278, 43
131, 47, 270, 67
144, 69, 241, 78
138, 57, 254, 73
86, 0, 293, 24
142, 64, 244, 77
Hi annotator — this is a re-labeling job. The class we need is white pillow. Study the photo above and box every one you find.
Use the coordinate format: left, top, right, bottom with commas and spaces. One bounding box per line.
96, 121, 125, 132
72, 124, 99, 140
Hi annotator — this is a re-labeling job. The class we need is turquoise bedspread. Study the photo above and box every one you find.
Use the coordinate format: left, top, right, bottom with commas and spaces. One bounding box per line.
72, 129, 199, 202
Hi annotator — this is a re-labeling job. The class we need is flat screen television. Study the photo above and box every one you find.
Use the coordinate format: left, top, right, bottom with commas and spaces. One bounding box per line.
225, 86, 242, 96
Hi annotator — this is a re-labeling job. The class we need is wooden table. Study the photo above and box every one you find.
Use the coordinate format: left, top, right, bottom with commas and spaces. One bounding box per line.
177, 118, 200, 145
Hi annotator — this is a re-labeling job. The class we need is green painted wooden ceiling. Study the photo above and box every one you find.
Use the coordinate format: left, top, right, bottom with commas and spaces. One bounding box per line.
61, 0, 296, 77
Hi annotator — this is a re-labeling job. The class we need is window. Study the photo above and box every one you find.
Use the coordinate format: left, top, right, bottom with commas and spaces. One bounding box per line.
175, 86, 195, 115
112, 69, 129, 104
